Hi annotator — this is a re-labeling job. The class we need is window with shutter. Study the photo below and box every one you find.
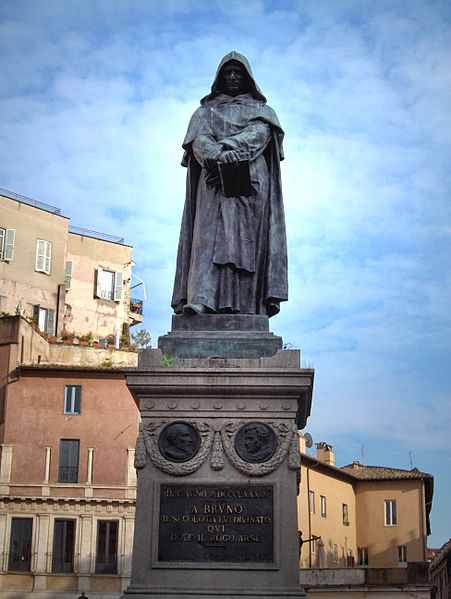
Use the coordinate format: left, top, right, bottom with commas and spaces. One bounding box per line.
58, 439, 79, 483
0, 228, 15, 261
46, 309, 55, 336
52, 519, 76, 573
95, 267, 123, 302
114, 271, 123, 301
8, 518, 33, 572
33, 305, 55, 336
64, 386, 81, 414
35, 239, 52, 274
65, 261, 72, 290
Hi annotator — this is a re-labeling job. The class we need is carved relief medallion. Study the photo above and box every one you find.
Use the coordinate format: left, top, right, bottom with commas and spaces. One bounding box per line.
234, 422, 277, 463
158, 421, 201, 462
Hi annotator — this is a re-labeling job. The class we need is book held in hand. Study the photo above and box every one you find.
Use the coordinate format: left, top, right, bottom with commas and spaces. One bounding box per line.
218, 159, 253, 197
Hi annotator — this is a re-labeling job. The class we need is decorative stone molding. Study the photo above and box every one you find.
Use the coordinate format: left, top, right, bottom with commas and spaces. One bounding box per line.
136, 418, 301, 478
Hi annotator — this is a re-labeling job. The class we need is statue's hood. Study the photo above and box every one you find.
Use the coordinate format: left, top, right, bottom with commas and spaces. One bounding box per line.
202, 51, 266, 104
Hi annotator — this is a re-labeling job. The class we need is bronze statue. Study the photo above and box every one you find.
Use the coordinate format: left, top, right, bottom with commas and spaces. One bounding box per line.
171, 51, 288, 317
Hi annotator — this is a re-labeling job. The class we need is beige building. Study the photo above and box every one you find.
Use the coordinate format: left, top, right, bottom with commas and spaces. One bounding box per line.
0, 188, 143, 342
298, 437, 433, 571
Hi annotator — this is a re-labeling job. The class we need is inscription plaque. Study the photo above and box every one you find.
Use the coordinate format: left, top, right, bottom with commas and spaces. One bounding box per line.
158, 484, 274, 563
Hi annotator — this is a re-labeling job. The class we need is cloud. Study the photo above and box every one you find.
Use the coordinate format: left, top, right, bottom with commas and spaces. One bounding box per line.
0, 0, 450, 545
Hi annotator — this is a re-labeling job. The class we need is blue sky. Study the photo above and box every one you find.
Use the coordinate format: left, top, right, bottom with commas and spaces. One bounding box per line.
1, 1, 450, 548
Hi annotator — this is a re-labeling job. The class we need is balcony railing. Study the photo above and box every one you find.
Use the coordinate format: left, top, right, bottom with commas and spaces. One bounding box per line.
69, 224, 124, 244
58, 467, 79, 483
95, 554, 118, 574
52, 553, 75, 573
130, 298, 143, 315
0, 187, 61, 214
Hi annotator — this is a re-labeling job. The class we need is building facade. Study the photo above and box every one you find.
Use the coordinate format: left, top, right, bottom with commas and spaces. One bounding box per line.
0, 188, 143, 343
0, 315, 139, 598
298, 437, 433, 571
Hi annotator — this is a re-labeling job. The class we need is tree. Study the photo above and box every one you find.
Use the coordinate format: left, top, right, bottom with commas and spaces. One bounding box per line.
131, 328, 152, 349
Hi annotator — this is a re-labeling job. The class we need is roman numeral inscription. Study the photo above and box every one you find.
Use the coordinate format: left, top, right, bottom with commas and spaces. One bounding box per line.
158, 484, 274, 563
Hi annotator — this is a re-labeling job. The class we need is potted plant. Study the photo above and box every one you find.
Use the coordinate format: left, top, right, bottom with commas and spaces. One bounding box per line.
61, 330, 74, 343
79, 332, 93, 346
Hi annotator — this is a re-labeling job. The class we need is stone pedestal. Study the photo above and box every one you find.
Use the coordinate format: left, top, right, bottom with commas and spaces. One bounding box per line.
158, 314, 283, 359
121, 348, 313, 599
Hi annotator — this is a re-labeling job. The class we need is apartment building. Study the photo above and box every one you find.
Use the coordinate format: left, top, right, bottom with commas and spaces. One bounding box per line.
298, 437, 433, 571
0, 315, 139, 598
0, 188, 143, 343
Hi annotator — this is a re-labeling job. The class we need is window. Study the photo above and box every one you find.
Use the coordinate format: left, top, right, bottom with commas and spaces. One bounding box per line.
64, 385, 81, 414
342, 503, 349, 525
385, 499, 397, 526
320, 495, 326, 517
58, 439, 79, 483
333, 544, 338, 563
32, 305, 55, 336
311, 537, 317, 554
358, 547, 368, 567
347, 549, 354, 567
35, 239, 52, 274
96, 520, 118, 574
8, 518, 32, 571
52, 520, 75, 572
397, 545, 407, 567
95, 267, 123, 301
309, 491, 315, 514
65, 261, 72, 290
0, 228, 15, 261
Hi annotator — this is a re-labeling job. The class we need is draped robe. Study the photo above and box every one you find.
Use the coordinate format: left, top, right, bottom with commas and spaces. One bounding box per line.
171, 53, 288, 317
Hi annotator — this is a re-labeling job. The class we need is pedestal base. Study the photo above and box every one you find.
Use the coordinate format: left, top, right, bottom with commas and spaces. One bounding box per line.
158, 314, 283, 358
121, 349, 313, 599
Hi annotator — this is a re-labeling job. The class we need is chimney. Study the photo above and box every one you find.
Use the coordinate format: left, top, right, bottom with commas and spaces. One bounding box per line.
316, 442, 335, 466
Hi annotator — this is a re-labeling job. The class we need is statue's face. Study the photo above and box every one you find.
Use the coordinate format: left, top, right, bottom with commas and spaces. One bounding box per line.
222, 61, 246, 96
244, 430, 263, 454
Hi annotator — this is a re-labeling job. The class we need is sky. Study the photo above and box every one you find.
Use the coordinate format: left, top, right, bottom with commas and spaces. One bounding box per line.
1, 0, 450, 548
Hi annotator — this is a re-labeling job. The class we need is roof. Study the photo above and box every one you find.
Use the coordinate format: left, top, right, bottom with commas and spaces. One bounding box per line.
340, 462, 433, 536
19, 364, 126, 374
341, 462, 433, 481
430, 538, 451, 570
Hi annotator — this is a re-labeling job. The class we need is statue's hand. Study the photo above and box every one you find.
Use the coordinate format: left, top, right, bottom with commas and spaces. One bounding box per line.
219, 150, 240, 164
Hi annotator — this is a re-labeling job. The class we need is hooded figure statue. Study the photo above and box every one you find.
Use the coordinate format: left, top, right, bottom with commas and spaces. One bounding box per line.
171, 51, 288, 317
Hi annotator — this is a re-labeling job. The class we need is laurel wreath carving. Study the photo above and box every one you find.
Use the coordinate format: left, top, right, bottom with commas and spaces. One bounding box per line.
135, 418, 301, 477
139, 419, 214, 475
220, 420, 299, 476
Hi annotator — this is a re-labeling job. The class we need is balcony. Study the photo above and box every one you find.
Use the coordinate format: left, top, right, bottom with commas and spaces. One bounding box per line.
129, 298, 143, 325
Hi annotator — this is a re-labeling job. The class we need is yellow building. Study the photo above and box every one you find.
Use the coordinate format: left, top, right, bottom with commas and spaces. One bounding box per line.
0, 188, 143, 342
298, 437, 433, 570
